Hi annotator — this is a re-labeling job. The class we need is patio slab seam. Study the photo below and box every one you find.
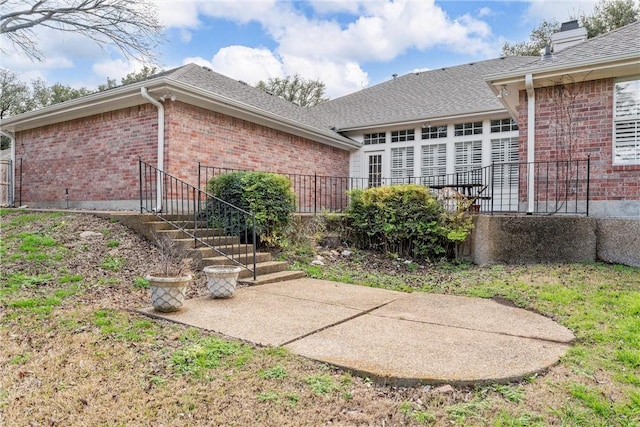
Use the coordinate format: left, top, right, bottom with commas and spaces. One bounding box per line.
279, 298, 401, 346
365, 312, 576, 345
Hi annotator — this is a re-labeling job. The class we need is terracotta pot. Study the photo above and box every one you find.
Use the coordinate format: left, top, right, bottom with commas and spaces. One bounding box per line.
203, 266, 242, 298
146, 274, 192, 312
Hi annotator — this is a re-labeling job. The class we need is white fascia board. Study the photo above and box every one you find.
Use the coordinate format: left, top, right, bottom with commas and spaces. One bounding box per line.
164, 80, 360, 151
0, 78, 359, 152
338, 109, 509, 132
486, 54, 640, 88
1, 80, 168, 132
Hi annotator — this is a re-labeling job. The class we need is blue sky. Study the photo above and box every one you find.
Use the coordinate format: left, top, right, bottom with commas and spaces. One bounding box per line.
2, 0, 603, 99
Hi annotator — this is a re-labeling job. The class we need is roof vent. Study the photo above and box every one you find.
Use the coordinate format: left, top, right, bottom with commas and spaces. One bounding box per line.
238, 80, 247, 86
392, 73, 398, 80
203, 66, 212, 71
551, 20, 587, 52
542, 44, 553, 60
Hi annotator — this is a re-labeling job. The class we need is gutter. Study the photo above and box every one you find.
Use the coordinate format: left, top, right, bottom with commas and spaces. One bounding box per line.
140, 87, 164, 212
0, 130, 15, 206
525, 74, 535, 214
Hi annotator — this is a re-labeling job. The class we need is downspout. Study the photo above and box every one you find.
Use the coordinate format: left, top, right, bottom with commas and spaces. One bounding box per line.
525, 74, 535, 214
140, 87, 164, 212
1, 130, 15, 207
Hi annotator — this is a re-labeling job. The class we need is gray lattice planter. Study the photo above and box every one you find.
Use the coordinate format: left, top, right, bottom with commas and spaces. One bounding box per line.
203, 266, 242, 298
146, 274, 192, 312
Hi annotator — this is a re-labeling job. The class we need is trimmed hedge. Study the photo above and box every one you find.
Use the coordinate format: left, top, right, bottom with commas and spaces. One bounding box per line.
207, 171, 296, 247
346, 184, 473, 260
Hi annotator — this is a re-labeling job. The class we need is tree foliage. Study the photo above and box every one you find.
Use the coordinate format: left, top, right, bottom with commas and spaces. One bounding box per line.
256, 74, 329, 107
0, 0, 163, 62
501, 20, 560, 57
580, 0, 640, 38
501, 0, 639, 56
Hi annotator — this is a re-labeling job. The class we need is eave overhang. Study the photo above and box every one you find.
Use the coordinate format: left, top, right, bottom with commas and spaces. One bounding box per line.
0, 77, 360, 152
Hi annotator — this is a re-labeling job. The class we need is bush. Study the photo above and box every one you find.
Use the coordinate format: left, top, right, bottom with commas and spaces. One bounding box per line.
207, 171, 296, 247
346, 184, 473, 261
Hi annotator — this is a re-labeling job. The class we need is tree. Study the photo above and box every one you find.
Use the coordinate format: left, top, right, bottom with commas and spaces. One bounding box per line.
98, 65, 161, 91
256, 74, 329, 107
501, 0, 639, 56
0, 0, 163, 62
501, 20, 560, 57
580, 0, 640, 38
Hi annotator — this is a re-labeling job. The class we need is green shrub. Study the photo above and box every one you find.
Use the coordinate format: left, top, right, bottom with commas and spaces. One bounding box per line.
207, 171, 296, 247
346, 184, 472, 261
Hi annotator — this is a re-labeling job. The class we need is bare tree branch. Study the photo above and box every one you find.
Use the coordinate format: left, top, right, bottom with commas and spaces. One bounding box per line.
0, 0, 163, 62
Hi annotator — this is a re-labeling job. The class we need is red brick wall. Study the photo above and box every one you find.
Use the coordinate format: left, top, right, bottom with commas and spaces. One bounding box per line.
15, 105, 158, 206
164, 102, 351, 211
518, 78, 640, 202
14, 101, 351, 209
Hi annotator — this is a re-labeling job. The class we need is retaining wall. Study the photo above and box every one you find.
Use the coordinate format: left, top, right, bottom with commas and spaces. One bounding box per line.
472, 215, 640, 267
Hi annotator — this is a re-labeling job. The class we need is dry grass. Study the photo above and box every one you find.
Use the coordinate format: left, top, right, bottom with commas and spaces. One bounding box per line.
1, 210, 638, 426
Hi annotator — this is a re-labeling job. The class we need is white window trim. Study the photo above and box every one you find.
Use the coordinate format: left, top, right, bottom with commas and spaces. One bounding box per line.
613, 76, 640, 166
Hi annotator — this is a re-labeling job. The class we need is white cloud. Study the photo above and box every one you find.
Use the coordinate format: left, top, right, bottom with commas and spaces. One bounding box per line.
92, 58, 143, 81
183, 45, 368, 98
153, 0, 201, 27
478, 7, 492, 18
524, 0, 597, 24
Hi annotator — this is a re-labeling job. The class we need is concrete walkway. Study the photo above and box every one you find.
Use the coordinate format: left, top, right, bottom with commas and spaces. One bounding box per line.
139, 278, 574, 386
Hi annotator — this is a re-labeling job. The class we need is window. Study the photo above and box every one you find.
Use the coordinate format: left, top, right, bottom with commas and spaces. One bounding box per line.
454, 140, 482, 181
490, 118, 518, 133
421, 125, 447, 139
454, 122, 483, 136
364, 132, 386, 145
491, 138, 519, 186
421, 144, 447, 179
391, 147, 414, 183
368, 153, 383, 187
391, 129, 415, 143
614, 78, 640, 165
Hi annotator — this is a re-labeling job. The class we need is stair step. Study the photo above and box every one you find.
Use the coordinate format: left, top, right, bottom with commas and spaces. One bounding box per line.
192, 244, 254, 257
239, 270, 306, 286
155, 228, 224, 239
147, 220, 210, 231
174, 236, 239, 248
200, 252, 272, 267
238, 261, 291, 279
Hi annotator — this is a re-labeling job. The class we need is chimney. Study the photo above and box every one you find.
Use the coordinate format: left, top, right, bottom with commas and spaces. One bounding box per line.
551, 20, 587, 52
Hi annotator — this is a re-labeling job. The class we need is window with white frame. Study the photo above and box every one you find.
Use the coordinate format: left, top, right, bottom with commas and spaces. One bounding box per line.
421, 125, 447, 139
454, 140, 482, 179
364, 132, 386, 145
391, 129, 415, 143
421, 144, 447, 180
368, 153, 383, 187
454, 121, 483, 136
490, 118, 518, 133
391, 146, 414, 183
491, 137, 519, 186
614, 77, 640, 165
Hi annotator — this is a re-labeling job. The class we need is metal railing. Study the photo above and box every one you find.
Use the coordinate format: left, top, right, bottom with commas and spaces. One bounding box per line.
140, 159, 256, 279
198, 158, 590, 216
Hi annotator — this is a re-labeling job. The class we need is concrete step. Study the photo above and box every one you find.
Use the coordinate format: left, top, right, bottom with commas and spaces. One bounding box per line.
147, 220, 210, 231
200, 252, 272, 267
191, 244, 254, 258
174, 236, 240, 248
239, 270, 307, 286
155, 228, 224, 239
238, 261, 291, 279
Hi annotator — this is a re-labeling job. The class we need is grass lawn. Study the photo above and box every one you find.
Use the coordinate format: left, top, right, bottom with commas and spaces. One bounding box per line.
1, 210, 638, 426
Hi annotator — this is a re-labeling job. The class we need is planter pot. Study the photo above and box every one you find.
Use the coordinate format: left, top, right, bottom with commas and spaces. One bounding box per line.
146, 274, 192, 312
203, 266, 242, 298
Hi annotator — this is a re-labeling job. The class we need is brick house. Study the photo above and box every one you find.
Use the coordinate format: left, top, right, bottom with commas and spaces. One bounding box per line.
1, 22, 638, 218
487, 21, 640, 218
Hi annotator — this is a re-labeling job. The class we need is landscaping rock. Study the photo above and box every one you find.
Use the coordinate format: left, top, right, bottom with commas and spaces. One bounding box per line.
341, 250, 352, 257
80, 231, 103, 239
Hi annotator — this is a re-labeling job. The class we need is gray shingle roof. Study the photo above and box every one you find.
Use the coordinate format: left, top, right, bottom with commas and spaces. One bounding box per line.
497, 21, 640, 77
309, 56, 538, 130
164, 64, 342, 140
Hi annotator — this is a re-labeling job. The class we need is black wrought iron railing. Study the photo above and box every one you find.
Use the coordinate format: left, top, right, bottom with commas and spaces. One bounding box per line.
140, 159, 256, 279
198, 157, 590, 216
